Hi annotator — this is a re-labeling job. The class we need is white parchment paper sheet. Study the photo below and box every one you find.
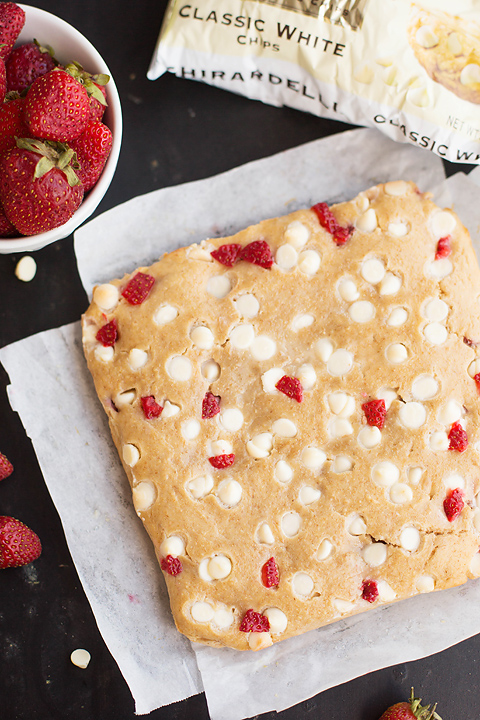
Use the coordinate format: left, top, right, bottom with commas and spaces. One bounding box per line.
4, 128, 479, 719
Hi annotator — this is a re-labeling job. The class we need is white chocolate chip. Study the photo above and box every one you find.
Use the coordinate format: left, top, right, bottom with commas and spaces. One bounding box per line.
388, 222, 409, 237
438, 399, 462, 426
250, 336, 276, 361
208, 555, 232, 580
407, 86, 432, 107
256, 522, 275, 544
423, 298, 448, 322
327, 349, 353, 376
354, 62, 374, 83
297, 363, 317, 390
220, 408, 244, 432
447, 32, 462, 56
132, 481, 156, 512
210, 439, 233, 456
328, 417, 353, 438
317, 538, 334, 560
443, 472, 465, 490
384, 181, 408, 196
385, 343, 408, 364
291, 313, 315, 331
276, 243, 298, 270
461, 63, 480, 87
371, 461, 400, 488
284, 220, 310, 249
299, 485, 321, 505
14, 255, 36, 282
272, 418, 297, 438
281, 512, 301, 537
93, 283, 119, 311
415, 25, 438, 48
298, 250, 321, 275
95, 345, 114, 363
191, 601, 214, 623
187, 474, 214, 499
166, 355, 192, 381
327, 391, 354, 416
190, 326, 214, 349
206, 275, 231, 299
349, 300, 375, 323
213, 606, 234, 629
423, 322, 448, 345
292, 572, 314, 596
356, 208, 378, 233
261, 367, 284, 393
379, 272, 402, 296
201, 359, 220, 381
123, 443, 140, 467
234, 294, 259, 318
188, 241, 215, 261
82, 323, 97, 344
426, 258, 453, 279
377, 580, 396, 602
162, 400, 180, 418
332, 454, 353, 473
389, 482, 413, 504
363, 543, 387, 567
416, 575, 435, 593
247, 432, 274, 458
316, 338, 334, 362
400, 526, 421, 551
398, 402, 427, 429
387, 307, 408, 327
153, 304, 178, 325
263, 607, 288, 634
470, 553, 480, 576
407, 467, 423, 485
361, 257, 385, 284
160, 535, 185, 557
248, 632, 273, 651
217, 478, 242, 507
333, 598, 355, 613
348, 514, 367, 535
429, 431, 449, 452
301, 446, 326, 470
229, 324, 255, 349
70, 649, 91, 669
114, 389, 136, 407
376, 387, 397, 409
274, 460, 293, 484
412, 374, 438, 400
181, 419, 200, 440
337, 277, 359, 302
357, 426, 382, 449
468, 359, 480, 378
357, 195, 370, 211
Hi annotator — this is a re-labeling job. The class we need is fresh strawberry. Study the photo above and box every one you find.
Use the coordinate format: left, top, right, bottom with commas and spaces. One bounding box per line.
62, 61, 109, 121
311, 201, 354, 246
361, 579, 378, 603
208, 454, 235, 469
443, 487, 464, 522
261, 557, 279, 588
448, 421, 468, 452
89, 81, 107, 121
362, 399, 386, 429
202, 391, 221, 419
121, 272, 155, 305
69, 120, 112, 191
0, 96, 29, 155
0, 516, 41, 569
0, 56, 5, 102
275, 375, 303, 402
239, 609, 270, 632
240, 240, 274, 268
0, 3, 25, 60
141, 395, 163, 419
0, 451, 13, 480
160, 554, 182, 576
211, 243, 242, 267
96, 318, 118, 347
24, 67, 90, 141
0, 139, 83, 235
0, 199, 16, 237
378, 688, 441, 720
435, 236, 451, 260
6, 41, 56, 93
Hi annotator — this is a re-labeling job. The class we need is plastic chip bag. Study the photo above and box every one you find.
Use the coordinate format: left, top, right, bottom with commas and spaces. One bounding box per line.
148, 0, 480, 164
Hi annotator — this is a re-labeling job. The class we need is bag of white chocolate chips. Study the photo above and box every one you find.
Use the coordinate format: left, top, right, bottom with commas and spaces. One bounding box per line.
148, 0, 480, 164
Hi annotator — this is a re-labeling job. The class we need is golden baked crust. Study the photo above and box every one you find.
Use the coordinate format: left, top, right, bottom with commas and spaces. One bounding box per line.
82, 181, 480, 651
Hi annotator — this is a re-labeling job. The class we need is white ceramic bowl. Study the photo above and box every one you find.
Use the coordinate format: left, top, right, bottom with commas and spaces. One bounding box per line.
0, 4, 122, 254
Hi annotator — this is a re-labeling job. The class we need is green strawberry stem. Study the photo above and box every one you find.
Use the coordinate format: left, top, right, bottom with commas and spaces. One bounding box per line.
15, 138, 81, 186
64, 61, 109, 105
409, 688, 442, 720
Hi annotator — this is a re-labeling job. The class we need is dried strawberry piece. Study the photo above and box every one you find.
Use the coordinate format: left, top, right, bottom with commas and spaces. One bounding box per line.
443, 488, 465, 522
361, 579, 379, 603
208, 454, 235, 469
448, 421, 468, 452
474, 373, 480, 394
0, 452, 13, 481
261, 557, 279, 588
362, 399, 386, 429
311, 201, 354, 246
141, 395, 163, 419
275, 375, 303, 403
211, 243, 242, 267
121, 272, 155, 305
435, 235, 451, 260
239, 609, 270, 633
202, 392, 221, 419
96, 318, 118, 347
463, 337, 476, 349
239, 240, 273, 269
161, 554, 182, 576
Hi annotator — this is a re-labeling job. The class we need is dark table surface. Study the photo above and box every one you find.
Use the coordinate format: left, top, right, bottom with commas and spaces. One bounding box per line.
1, 1, 478, 719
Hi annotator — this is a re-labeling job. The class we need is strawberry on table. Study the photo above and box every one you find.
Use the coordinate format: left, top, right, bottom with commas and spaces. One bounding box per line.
70, 120, 113, 191
379, 688, 441, 720
6, 40, 56, 93
0, 138, 84, 235
0, 516, 42, 569
0, 451, 13, 480
0, 2, 25, 59
0, 96, 29, 155
63, 61, 109, 121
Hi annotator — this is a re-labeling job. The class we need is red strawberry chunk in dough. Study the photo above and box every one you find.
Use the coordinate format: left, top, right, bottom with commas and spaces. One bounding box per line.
202, 392, 221, 419
448, 421, 468, 452
208, 454, 235, 469
275, 375, 303, 403
311, 202, 354, 246
161, 554, 182, 576
435, 235, 451, 260
261, 557, 279, 588
361, 579, 379, 603
0, 516, 41, 569
121, 272, 155, 305
96, 319, 118, 347
141, 396, 163, 419
474, 372, 480, 394
239, 609, 270, 633
239, 240, 274, 268
211, 243, 242, 267
362, 399, 386, 429
444, 488, 465, 522
0, 452, 13, 481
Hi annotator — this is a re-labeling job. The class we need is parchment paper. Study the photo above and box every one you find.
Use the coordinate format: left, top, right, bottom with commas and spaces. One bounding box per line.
4, 129, 480, 719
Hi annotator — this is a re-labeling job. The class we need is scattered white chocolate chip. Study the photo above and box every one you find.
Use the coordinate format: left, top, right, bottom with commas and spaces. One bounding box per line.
14, 255, 36, 281
93, 283, 119, 310
398, 402, 427, 429
468, 359, 480, 378
327, 348, 353, 376
415, 25, 438, 48
333, 598, 355, 613
272, 418, 297, 438
416, 575, 435, 593
447, 32, 462, 56
247, 432, 274, 458
349, 300, 375, 323
210, 439, 233, 456
348, 514, 367, 535
429, 431, 449, 452
412, 374, 438, 400
387, 307, 408, 327
206, 275, 231, 299
248, 632, 273, 651
191, 601, 214, 623
461, 64, 480, 88
201, 359, 220, 381
166, 355, 192, 381
469, 553, 480, 577
357, 195, 370, 211
361, 257, 385, 284
389, 483, 413, 504
114, 389, 136, 407
438, 400, 462, 426
385, 343, 408, 364
123, 443, 140, 467
181, 419, 200, 440
327, 391, 355, 416
388, 222, 409, 237
187, 241, 215, 261
207, 554, 232, 580
400, 526, 421, 552
377, 580, 396, 602
338, 277, 359, 302
153, 304, 178, 325
297, 363, 317, 390
217, 478, 242, 508
233, 293, 259, 318
443, 472, 465, 490
82, 323, 97, 344
357, 426, 382, 449
162, 400, 180, 418
407, 467, 423, 485
250, 336, 276, 361
301, 446, 326, 470
385, 181, 408, 196
371, 461, 400, 488
274, 460, 293, 484
316, 337, 334, 362
426, 258, 453, 280
423, 322, 448, 346
363, 543, 387, 567
190, 326, 214, 349
132, 481, 156, 512
160, 535, 185, 557
317, 539, 334, 562
229, 324, 255, 349
298, 250, 321, 275
376, 387, 397, 409
213, 607, 234, 629
220, 408, 244, 432
256, 522, 275, 544
292, 572, 314, 596
281, 512, 301, 537
187, 474, 214, 499
284, 220, 310, 249
356, 208, 378, 233
379, 272, 402, 296
95, 345, 114, 363
423, 298, 448, 322
276, 243, 298, 270
291, 313, 314, 331
70, 649, 91, 669
332, 454, 353, 473
299, 485, 321, 505
263, 607, 288, 634
261, 367, 284, 393
328, 417, 353, 438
